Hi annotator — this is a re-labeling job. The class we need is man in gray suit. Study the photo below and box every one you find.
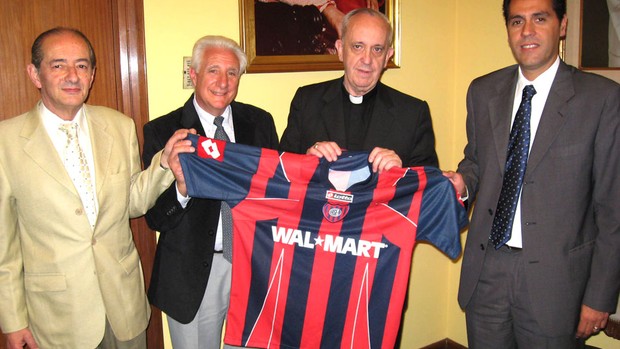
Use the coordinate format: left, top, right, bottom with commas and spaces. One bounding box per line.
445, 0, 620, 347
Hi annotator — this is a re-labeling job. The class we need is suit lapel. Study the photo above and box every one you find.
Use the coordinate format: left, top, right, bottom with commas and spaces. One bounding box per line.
181, 94, 207, 135
230, 101, 254, 145
490, 71, 519, 174
526, 62, 573, 174
85, 105, 114, 198
21, 103, 77, 195
364, 82, 395, 149
320, 79, 347, 147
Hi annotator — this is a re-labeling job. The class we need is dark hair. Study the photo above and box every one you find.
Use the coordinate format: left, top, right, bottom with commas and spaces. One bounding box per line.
31, 27, 96, 69
502, 0, 566, 23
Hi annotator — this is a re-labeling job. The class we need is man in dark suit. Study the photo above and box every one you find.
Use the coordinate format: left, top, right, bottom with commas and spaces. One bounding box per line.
445, 0, 620, 347
279, 8, 438, 171
142, 36, 279, 349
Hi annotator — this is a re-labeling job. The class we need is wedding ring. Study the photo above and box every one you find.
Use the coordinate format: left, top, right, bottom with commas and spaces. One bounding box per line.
593, 326, 599, 331
313, 143, 319, 149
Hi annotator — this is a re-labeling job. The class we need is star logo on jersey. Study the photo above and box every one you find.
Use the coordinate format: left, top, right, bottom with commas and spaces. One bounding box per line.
197, 136, 226, 162
322, 202, 349, 222
314, 235, 324, 246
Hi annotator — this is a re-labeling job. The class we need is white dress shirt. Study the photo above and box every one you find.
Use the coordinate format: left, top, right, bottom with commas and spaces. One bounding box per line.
506, 57, 560, 248
177, 98, 235, 252
41, 104, 99, 216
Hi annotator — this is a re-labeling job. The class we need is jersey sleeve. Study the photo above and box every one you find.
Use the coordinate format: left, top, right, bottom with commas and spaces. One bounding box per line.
179, 134, 265, 205
415, 168, 468, 259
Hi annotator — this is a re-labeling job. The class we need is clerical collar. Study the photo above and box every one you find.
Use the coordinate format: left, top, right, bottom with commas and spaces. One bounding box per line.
349, 94, 363, 104
342, 84, 378, 104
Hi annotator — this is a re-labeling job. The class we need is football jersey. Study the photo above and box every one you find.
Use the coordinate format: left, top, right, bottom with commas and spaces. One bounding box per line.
180, 134, 467, 349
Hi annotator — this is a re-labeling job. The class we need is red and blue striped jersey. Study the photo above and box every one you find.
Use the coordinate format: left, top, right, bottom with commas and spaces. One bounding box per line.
180, 134, 467, 349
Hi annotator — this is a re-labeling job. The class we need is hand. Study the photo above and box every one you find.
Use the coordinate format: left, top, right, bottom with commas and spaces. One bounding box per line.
368, 147, 401, 173
442, 170, 467, 197
576, 304, 609, 338
7, 328, 39, 349
306, 141, 342, 162
161, 128, 197, 196
322, 5, 344, 38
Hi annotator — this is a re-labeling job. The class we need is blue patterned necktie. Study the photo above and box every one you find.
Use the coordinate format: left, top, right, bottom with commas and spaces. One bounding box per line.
489, 85, 536, 249
213, 116, 233, 261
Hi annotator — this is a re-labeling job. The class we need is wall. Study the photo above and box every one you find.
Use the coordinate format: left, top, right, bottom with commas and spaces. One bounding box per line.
144, 1, 618, 348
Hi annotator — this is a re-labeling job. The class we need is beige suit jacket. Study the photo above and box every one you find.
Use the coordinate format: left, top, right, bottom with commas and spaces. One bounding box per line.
0, 102, 174, 348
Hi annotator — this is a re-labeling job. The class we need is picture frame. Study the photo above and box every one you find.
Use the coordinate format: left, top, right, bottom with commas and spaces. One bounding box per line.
565, 0, 620, 82
239, 0, 400, 73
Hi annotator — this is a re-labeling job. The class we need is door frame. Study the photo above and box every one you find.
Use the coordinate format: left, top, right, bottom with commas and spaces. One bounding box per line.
114, 0, 164, 348
0, 1, 162, 348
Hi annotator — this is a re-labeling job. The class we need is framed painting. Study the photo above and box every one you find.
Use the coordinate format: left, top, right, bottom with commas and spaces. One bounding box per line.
565, 0, 620, 82
239, 0, 400, 73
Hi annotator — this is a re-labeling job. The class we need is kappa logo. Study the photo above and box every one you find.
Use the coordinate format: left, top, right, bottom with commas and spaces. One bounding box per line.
271, 225, 387, 258
197, 137, 226, 162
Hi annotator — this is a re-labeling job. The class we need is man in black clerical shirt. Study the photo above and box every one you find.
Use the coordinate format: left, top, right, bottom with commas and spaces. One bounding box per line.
279, 8, 438, 171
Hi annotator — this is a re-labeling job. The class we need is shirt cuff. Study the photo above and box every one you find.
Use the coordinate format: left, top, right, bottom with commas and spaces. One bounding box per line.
176, 183, 191, 208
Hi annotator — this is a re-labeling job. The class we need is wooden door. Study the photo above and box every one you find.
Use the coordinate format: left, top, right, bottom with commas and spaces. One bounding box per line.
0, 1, 162, 348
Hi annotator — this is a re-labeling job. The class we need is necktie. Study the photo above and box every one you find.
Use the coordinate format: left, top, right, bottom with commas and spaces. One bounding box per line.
213, 116, 233, 261
489, 85, 536, 249
59, 123, 97, 229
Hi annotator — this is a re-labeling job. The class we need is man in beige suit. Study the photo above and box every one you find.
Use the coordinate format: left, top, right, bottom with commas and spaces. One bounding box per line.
0, 27, 193, 348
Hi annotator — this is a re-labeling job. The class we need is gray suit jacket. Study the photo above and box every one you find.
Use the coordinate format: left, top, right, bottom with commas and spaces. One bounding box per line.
457, 61, 620, 335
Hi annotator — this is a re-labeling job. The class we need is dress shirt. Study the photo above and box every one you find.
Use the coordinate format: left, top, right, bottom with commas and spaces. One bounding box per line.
41, 104, 99, 213
506, 57, 560, 248
176, 98, 235, 251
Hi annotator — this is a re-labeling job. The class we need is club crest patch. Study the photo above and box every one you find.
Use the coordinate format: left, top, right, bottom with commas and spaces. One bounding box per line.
322, 202, 349, 222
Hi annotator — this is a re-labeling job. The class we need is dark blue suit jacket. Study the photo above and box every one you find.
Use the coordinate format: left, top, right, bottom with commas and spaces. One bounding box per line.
142, 95, 279, 323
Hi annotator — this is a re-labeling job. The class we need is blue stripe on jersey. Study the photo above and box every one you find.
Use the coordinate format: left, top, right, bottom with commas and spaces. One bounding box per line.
243, 218, 278, 344
389, 167, 421, 218
369, 235, 400, 348
280, 197, 324, 347
320, 201, 368, 348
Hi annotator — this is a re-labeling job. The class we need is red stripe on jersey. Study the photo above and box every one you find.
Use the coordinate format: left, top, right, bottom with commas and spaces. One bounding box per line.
225, 149, 281, 346
299, 218, 344, 347
340, 172, 400, 349
380, 167, 427, 349
243, 152, 319, 348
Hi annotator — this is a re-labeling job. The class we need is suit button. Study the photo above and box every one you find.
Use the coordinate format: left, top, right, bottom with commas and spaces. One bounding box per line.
480, 243, 485, 250
75, 208, 84, 215
92, 238, 97, 245
488, 209, 493, 215
203, 262, 209, 268
208, 230, 215, 236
